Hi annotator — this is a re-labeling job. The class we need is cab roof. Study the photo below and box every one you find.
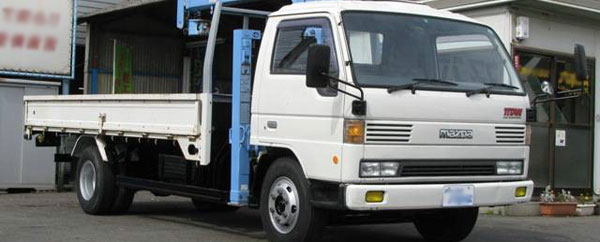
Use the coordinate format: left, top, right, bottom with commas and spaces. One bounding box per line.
273, 1, 481, 25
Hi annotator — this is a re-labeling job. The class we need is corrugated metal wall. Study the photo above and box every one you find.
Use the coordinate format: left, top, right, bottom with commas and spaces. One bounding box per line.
90, 30, 183, 94
77, 0, 124, 45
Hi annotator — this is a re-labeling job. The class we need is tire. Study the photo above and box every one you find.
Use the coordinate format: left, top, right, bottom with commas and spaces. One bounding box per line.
260, 157, 327, 242
414, 207, 479, 242
75, 146, 116, 215
110, 164, 135, 214
191, 199, 239, 212
111, 188, 135, 214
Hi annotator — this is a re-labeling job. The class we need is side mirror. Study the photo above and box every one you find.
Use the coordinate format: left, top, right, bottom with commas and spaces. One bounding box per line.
306, 44, 331, 88
541, 81, 554, 95
574, 44, 589, 81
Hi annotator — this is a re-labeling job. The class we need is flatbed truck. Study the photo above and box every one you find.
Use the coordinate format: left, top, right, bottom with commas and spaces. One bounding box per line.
24, 0, 589, 241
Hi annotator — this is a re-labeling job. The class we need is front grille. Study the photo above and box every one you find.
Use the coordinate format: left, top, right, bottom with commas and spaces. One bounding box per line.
365, 121, 413, 144
398, 161, 496, 177
495, 126, 526, 144
365, 160, 496, 177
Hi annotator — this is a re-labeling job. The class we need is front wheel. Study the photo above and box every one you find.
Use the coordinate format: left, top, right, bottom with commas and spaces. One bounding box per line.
260, 157, 327, 242
414, 207, 479, 242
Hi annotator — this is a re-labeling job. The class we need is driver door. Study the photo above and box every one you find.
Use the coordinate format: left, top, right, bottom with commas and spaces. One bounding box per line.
252, 15, 346, 181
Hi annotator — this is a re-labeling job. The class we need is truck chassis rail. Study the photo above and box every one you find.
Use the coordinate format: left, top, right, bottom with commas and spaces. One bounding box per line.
117, 176, 229, 203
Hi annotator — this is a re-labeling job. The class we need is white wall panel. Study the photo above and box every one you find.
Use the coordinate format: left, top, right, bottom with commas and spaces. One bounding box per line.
461, 6, 513, 51
0, 81, 58, 189
513, 14, 597, 56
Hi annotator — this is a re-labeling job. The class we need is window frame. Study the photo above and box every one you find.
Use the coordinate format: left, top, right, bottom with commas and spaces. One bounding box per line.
340, 10, 527, 97
270, 17, 339, 76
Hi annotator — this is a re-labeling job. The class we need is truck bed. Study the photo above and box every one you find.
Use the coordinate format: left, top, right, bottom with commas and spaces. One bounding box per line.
24, 94, 204, 140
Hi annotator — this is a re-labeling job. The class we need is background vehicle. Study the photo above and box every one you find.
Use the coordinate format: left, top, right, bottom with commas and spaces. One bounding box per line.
24, 0, 588, 241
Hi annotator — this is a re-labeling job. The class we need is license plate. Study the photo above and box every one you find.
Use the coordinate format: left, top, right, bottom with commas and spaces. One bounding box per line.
442, 185, 474, 207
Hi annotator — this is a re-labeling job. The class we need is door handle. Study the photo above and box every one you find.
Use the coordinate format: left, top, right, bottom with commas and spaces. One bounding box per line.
266, 121, 278, 130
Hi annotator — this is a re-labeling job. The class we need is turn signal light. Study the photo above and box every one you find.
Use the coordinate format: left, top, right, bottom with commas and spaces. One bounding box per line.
525, 125, 532, 145
344, 119, 365, 144
515, 187, 527, 198
365, 191, 384, 203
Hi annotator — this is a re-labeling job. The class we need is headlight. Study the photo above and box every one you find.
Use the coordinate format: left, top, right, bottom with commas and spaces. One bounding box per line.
361, 162, 380, 177
380, 162, 400, 176
496, 161, 523, 175
344, 119, 365, 144
360, 161, 399, 177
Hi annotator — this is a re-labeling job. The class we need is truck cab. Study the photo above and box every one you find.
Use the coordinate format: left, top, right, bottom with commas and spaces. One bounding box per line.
253, 1, 532, 206
249, 1, 532, 240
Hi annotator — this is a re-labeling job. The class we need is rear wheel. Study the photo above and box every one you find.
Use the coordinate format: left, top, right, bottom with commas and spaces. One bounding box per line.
260, 157, 327, 242
111, 188, 135, 214
414, 207, 479, 242
75, 146, 116, 215
110, 164, 135, 214
191, 199, 239, 212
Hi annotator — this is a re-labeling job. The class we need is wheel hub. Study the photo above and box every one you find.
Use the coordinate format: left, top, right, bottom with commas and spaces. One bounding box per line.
79, 160, 96, 201
268, 177, 299, 234
275, 196, 286, 214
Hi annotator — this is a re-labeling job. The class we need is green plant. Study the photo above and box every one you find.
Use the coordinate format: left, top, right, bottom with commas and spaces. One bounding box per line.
556, 190, 576, 203
540, 186, 576, 203
540, 186, 555, 203
577, 193, 594, 204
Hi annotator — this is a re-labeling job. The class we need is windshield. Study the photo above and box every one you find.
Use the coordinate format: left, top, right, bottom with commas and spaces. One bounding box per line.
342, 12, 524, 94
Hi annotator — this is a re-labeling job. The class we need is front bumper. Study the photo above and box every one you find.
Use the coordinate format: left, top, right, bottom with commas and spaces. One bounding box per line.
344, 180, 533, 211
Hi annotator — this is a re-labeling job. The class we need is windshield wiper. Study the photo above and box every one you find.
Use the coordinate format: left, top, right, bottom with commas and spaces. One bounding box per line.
481, 82, 519, 89
466, 83, 519, 97
388, 78, 458, 94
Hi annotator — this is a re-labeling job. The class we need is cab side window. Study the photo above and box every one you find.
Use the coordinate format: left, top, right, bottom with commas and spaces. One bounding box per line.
271, 18, 339, 76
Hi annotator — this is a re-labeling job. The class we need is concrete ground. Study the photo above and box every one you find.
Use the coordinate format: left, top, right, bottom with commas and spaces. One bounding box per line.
0, 191, 598, 242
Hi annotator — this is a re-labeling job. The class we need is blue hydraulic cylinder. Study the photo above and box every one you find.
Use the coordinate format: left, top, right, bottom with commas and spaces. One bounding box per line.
230, 29, 261, 205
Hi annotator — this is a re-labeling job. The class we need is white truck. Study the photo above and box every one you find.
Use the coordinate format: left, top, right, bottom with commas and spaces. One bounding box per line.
26, 0, 591, 241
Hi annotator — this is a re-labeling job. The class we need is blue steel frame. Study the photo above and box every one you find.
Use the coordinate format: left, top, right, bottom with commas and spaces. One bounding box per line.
229, 29, 261, 205
0, 0, 77, 80
177, 0, 329, 205
177, 0, 247, 30
176, 0, 318, 30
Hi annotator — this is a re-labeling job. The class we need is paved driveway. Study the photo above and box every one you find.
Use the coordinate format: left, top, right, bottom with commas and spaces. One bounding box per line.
0, 191, 598, 242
